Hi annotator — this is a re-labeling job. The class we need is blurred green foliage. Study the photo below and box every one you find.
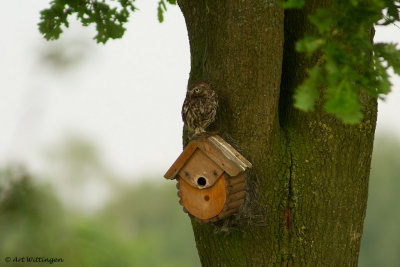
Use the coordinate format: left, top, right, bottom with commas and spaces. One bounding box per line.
0, 169, 200, 267
359, 135, 400, 266
0, 135, 398, 266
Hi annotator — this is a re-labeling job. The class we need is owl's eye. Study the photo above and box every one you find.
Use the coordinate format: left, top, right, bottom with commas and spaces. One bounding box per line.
194, 88, 201, 93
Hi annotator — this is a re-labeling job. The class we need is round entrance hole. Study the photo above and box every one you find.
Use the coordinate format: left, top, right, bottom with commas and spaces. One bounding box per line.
197, 177, 207, 187
204, 195, 210, 201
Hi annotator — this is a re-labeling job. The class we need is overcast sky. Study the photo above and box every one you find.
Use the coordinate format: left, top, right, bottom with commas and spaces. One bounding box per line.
1, 0, 399, 182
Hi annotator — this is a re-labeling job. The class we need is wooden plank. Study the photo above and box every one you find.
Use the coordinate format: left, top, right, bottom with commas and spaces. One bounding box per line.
164, 141, 198, 179
228, 182, 246, 194
228, 173, 246, 186
164, 135, 251, 180
196, 136, 252, 176
179, 176, 227, 220
179, 149, 224, 188
227, 199, 244, 209
217, 208, 238, 220
212, 135, 252, 168
227, 191, 246, 202
196, 139, 242, 176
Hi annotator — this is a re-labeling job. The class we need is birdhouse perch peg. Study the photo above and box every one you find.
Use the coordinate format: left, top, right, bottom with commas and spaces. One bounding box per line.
164, 135, 252, 223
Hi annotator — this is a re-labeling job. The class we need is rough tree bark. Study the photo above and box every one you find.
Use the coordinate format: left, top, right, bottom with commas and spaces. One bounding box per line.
178, 0, 377, 266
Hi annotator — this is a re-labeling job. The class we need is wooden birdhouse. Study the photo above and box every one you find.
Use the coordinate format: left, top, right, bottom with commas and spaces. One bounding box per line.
164, 135, 252, 223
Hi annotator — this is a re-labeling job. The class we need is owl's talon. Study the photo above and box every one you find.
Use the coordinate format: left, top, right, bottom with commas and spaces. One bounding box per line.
190, 132, 208, 140
208, 130, 219, 136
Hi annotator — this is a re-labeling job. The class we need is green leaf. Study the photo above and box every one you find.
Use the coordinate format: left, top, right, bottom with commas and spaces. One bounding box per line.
375, 43, 400, 75
309, 8, 336, 33
374, 62, 392, 95
38, 0, 136, 43
38, 3, 69, 41
157, 0, 167, 23
290, 1, 398, 124
294, 66, 322, 111
280, 0, 305, 9
296, 36, 325, 56
385, 0, 400, 22
324, 82, 363, 124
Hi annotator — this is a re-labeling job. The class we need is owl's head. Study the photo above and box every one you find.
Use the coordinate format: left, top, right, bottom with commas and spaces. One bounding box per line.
187, 82, 211, 98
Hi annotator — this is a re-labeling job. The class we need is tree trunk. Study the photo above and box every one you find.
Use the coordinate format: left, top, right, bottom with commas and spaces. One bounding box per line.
177, 0, 377, 266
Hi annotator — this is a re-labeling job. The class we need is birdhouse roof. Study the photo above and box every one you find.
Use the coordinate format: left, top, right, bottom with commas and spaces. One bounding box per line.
164, 135, 252, 180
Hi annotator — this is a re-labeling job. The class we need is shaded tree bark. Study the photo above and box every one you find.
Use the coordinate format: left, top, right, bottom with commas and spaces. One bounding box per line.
178, 0, 377, 266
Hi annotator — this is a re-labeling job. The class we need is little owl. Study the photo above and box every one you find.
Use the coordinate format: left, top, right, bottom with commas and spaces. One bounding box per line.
182, 82, 218, 139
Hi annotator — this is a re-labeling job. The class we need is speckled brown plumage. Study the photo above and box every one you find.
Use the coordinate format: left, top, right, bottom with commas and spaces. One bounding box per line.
182, 82, 218, 139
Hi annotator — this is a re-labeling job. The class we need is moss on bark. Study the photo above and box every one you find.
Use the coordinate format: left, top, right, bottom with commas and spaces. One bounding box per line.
178, 0, 377, 265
